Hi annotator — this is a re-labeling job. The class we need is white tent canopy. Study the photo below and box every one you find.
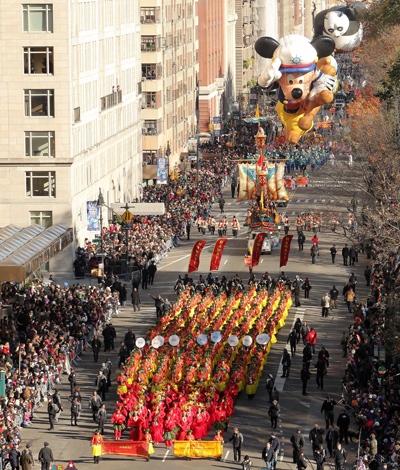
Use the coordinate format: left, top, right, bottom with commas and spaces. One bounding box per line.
110, 203, 165, 216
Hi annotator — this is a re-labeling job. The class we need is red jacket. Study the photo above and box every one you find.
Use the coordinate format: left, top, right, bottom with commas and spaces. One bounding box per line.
306, 330, 318, 345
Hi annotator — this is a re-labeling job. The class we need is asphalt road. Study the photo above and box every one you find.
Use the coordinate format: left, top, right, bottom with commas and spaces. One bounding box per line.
21, 158, 367, 470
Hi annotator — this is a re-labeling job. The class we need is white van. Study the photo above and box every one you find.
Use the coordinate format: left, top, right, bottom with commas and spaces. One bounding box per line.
247, 231, 272, 255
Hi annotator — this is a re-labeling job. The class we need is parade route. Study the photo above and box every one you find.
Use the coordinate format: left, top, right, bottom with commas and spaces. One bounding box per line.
20, 161, 367, 470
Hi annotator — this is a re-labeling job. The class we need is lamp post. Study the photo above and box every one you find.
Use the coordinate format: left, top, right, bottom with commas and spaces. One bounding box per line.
97, 188, 105, 254
166, 141, 171, 210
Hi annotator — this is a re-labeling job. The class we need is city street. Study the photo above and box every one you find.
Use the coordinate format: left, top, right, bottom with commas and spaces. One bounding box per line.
20, 159, 368, 470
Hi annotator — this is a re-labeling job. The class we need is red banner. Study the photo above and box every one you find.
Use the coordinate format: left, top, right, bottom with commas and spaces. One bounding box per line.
188, 240, 206, 273
210, 238, 228, 271
244, 255, 252, 267
101, 441, 149, 459
252, 232, 266, 267
280, 235, 293, 267
285, 176, 309, 187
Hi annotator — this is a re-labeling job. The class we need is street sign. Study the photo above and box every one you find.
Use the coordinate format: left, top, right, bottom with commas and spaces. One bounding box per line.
121, 210, 133, 222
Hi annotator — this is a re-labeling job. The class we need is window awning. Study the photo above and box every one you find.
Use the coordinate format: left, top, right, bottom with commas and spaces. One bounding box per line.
0, 223, 73, 282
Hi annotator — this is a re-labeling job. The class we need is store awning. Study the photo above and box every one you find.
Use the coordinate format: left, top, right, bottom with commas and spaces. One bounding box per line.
110, 203, 165, 216
0, 224, 73, 282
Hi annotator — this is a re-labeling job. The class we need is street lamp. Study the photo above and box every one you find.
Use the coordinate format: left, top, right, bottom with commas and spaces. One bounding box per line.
97, 188, 105, 254
166, 141, 171, 210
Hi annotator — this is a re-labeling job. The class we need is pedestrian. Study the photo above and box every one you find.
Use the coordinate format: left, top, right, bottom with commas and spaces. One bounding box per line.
311, 234, 318, 246
149, 293, 164, 318
25, 444, 35, 467
340, 332, 348, 358
333, 443, 346, 470
96, 371, 107, 401
52, 390, 63, 422
315, 358, 326, 390
131, 287, 141, 311
90, 335, 102, 363
20, 448, 33, 470
141, 265, 149, 290
344, 288, 355, 313
268, 401, 280, 429
287, 328, 297, 356
47, 399, 56, 430
325, 426, 339, 458
269, 432, 281, 469
117, 342, 128, 368
70, 397, 79, 426
186, 221, 191, 240
302, 278, 312, 298
97, 404, 107, 434
241, 455, 252, 470
68, 368, 76, 396
295, 318, 302, 343
148, 261, 157, 285
266, 374, 274, 403
91, 430, 104, 464
101, 323, 114, 352
348, 272, 357, 292
219, 196, 225, 213
349, 246, 356, 266
342, 244, 349, 266
321, 396, 337, 428
337, 409, 350, 445
297, 449, 308, 470
310, 243, 318, 264
231, 181, 236, 198
329, 286, 339, 310
330, 245, 337, 263
293, 284, 301, 307
229, 428, 243, 463
320, 293, 330, 317
301, 364, 311, 396
38, 442, 54, 470
262, 442, 275, 470
306, 327, 318, 354
89, 391, 102, 422
298, 231, 305, 251
281, 349, 291, 378
301, 321, 310, 345
290, 429, 305, 464
364, 264, 371, 286
9, 445, 20, 470
124, 328, 136, 355
309, 424, 325, 455
315, 445, 326, 470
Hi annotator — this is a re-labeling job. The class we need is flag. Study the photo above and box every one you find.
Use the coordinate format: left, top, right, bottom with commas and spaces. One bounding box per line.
280, 235, 293, 267
174, 441, 222, 459
244, 255, 252, 267
101, 441, 149, 459
210, 238, 228, 271
255, 104, 259, 119
237, 163, 257, 201
188, 240, 206, 273
252, 232, 266, 267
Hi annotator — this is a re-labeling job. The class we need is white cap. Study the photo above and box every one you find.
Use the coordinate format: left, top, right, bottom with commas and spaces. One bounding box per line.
274, 35, 317, 74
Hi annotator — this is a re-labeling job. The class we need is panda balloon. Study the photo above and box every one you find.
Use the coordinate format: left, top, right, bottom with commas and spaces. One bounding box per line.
313, 1, 367, 52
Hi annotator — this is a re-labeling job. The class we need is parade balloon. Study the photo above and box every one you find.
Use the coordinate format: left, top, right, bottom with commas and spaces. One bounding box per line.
136, 338, 146, 349
151, 335, 164, 349
197, 334, 208, 346
211, 332, 222, 343
169, 335, 180, 346
64, 282, 69, 287
228, 335, 239, 347
313, 2, 367, 52
256, 333, 270, 345
242, 335, 253, 347
255, 34, 337, 144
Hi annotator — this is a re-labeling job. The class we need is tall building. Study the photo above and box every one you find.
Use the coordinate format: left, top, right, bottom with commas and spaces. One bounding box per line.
140, 0, 199, 183
197, 0, 236, 132
0, 0, 143, 273
235, 0, 257, 98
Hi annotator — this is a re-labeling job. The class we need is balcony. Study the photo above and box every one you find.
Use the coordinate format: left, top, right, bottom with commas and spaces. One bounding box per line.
142, 119, 163, 136
141, 36, 163, 52
243, 35, 254, 47
100, 90, 122, 111
140, 7, 161, 24
142, 63, 162, 81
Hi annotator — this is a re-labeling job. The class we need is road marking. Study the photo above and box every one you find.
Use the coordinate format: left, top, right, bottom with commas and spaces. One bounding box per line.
224, 260, 228, 265
274, 308, 305, 392
299, 401, 311, 408
223, 451, 230, 462
322, 199, 326, 203
331, 200, 335, 203
261, 259, 264, 263
227, 203, 231, 205
280, 454, 284, 461
313, 199, 317, 203
305, 199, 309, 203
158, 254, 191, 271
162, 449, 170, 462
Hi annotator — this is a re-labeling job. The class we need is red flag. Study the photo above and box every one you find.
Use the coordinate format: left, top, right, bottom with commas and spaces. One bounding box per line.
210, 238, 228, 271
251, 232, 266, 267
244, 255, 252, 267
188, 240, 206, 273
280, 235, 293, 267
101, 441, 149, 458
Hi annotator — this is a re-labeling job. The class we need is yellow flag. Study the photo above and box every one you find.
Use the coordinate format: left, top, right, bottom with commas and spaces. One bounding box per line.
255, 104, 259, 119
173, 441, 222, 459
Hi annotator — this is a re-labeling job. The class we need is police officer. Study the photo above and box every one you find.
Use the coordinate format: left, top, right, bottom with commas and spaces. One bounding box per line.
47, 398, 57, 430
70, 397, 80, 426
68, 368, 76, 396
290, 429, 305, 464
38, 442, 54, 470
321, 396, 337, 429
337, 409, 350, 445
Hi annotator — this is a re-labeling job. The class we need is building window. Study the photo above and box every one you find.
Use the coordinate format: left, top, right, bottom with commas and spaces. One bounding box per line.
26, 171, 56, 197
24, 89, 54, 117
142, 63, 162, 80
140, 7, 160, 23
30, 210, 52, 227
25, 131, 55, 157
141, 36, 161, 52
23, 47, 53, 74
22, 4, 53, 33
142, 150, 158, 165
143, 92, 157, 108
143, 120, 162, 136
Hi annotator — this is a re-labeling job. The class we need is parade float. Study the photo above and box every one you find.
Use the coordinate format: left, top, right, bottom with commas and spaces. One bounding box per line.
109, 284, 292, 459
